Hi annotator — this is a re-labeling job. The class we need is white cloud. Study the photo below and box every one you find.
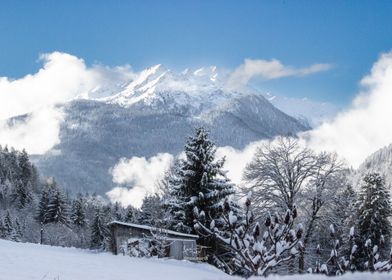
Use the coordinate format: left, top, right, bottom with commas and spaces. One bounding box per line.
302, 51, 392, 167
0, 107, 64, 154
106, 143, 269, 207
227, 58, 332, 88
107, 153, 174, 208
216, 141, 265, 186
0, 52, 134, 154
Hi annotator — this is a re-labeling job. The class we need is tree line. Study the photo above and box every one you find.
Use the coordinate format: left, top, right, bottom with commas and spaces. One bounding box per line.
135, 128, 392, 277
1, 128, 392, 278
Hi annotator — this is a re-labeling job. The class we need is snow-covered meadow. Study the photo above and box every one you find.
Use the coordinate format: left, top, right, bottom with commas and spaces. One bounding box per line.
0, 239, 391, 280
0, 239, 231, 280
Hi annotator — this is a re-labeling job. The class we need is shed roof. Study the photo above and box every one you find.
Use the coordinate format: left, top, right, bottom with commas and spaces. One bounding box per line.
108, 221, 199, 239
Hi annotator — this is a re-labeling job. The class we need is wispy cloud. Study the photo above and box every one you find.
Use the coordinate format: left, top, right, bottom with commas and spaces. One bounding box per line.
227, 58, 332, 88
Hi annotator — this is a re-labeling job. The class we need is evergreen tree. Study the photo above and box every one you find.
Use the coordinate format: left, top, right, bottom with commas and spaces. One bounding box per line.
36, 184, 52, 225
139, 194, 163, 226
112, 202, 123, 221
12, 179, 32, 208
355, 173, 392, 265
165, 127, 235, 234
17, 149, 33, 186
90, 208, 108, 249
71, 195, 87, 227
12, 217, 22, 242
47, 184, 70, 225
0, 218, 5, 239
124, 206, 137, 223
3, 211, 13, 239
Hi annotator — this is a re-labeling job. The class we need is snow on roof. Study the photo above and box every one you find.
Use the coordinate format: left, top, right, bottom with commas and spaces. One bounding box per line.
108, 221, 199, 239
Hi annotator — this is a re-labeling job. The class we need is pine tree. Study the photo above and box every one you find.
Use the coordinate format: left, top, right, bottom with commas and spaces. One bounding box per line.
3, 211, 13, 239
71, 195, 87, 227
355, 173, 392, 266
47, 184, 70, 225
0, 218, 5, 239
90, 208, 108, 249
124, 206, 137, 223
10, 149, 34, 208
12, 179, 32, 208
165, 127, 235, 234
12, 218, 22, 242
112, 202, 123, 221
36, 184, 51, 225
17, 149, 33, 186
139, 194, 163, 226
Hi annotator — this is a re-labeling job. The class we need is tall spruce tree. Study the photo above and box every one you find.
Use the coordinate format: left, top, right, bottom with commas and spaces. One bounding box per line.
46, 183, 70, 225
124, 205, 137, 223
112, 202, 123, 221
0, 218, 5, 239
355, 173, 392, 264
165, 127, 235, 234
71, 195, 87, 227
36, 184, 52, 225
17, 150, 33, 186
90, 208, 108, 249
3, 211, 13, 239
139, 194, 163, 226
12, 179, 32, 209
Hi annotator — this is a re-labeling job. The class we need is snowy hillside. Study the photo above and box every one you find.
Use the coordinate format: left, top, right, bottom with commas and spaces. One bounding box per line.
356, 143, 392, 185
0, 239, 390, 280
31, 65, 309, 195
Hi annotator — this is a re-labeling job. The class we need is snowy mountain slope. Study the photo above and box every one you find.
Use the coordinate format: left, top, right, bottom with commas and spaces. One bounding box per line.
356, 143, 392, 185
264, 93, 340, 127
33, 94, 306, 195
30, 64, 309, 196
0, 239, 389, 280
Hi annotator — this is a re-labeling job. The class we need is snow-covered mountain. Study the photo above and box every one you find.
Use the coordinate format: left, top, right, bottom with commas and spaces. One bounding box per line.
31, 65, 309, 195
100, 64, 241, 114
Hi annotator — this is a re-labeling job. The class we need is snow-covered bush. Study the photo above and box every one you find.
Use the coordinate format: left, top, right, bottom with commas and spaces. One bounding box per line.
194, 193, 303, 276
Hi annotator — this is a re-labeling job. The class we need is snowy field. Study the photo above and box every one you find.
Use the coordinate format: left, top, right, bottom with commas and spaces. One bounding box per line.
0, 239, 391, 280
0, 239, 232, 280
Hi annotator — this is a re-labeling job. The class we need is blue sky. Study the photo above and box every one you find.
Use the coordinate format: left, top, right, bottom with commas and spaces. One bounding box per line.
1, 0, 392, 105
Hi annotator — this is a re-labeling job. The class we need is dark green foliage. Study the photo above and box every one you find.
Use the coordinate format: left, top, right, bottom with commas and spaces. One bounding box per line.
3, 211, 13, 238
36, 184, 51, 225
12, 179, 32, 209
71, 195, 87, 227
90, 208, 109, 249
124, 205, 137, 223
46, 180, 70, 225
165, 127, 235, 233
112, 202, 123, 221
355, 173, 392, 266
138, 194, 163, 226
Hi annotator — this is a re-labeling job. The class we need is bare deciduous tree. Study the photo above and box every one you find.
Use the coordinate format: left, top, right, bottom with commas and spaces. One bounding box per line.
242, 137, 346, 272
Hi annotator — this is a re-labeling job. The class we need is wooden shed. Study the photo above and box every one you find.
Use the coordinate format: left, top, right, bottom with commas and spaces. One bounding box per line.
108, 221, 199, 261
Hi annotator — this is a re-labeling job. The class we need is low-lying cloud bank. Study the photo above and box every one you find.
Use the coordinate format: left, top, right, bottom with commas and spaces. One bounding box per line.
302, 51, 392, 167
0, 52, 133, 154
107, 153, 174, 208
106, 143, 267, 207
